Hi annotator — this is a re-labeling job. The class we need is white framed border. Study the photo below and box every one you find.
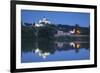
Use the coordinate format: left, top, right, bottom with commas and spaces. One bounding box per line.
20, 0, 97, 5
15, 4, 95, 69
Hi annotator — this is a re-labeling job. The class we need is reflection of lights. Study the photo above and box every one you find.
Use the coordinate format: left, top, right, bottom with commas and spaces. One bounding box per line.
69, 42, 81, 48
70, 42, 75, 47
76, 44, 80, 48
38, 52, 50, 59
42, 52, 50, 59
57, 42, 64, 48
35, 48, 40, 53
34, 48, 50, 59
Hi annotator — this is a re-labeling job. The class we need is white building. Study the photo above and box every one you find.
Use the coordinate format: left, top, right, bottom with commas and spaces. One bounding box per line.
35, 17, 51, 27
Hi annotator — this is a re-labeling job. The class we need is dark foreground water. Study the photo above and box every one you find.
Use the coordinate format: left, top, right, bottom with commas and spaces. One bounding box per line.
21, 38, 90, 63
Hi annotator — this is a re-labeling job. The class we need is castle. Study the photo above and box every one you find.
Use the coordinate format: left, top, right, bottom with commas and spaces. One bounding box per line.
35, 17, 51, 27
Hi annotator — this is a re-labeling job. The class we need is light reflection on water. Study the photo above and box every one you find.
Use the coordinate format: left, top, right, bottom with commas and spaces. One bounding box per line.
21, 48, 90, 63
21, 41, 90, 63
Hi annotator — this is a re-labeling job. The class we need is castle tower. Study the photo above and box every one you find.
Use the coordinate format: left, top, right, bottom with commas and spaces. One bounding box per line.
35, 17, 51, 27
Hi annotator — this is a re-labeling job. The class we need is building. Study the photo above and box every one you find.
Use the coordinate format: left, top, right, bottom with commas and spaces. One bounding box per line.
69, 28, 81, 35
35, 17, 51, 27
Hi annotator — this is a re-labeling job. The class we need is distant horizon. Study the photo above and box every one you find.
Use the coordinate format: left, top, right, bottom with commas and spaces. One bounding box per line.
21, 10, 90, 27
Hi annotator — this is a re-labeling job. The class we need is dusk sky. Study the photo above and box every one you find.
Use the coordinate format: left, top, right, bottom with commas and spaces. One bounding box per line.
21, 10, 90, 27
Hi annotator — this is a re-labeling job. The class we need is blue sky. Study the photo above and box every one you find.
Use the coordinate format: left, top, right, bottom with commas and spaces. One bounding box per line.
21, 10, 90, 27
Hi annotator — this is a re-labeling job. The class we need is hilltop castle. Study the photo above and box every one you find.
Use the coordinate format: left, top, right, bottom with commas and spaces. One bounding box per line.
35, 17, 51, 27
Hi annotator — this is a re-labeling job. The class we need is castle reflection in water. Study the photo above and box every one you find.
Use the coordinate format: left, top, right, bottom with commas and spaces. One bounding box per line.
21, 37, 90, 59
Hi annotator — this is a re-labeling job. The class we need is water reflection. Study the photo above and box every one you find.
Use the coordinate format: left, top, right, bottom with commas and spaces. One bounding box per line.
21, 35, 90, 63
